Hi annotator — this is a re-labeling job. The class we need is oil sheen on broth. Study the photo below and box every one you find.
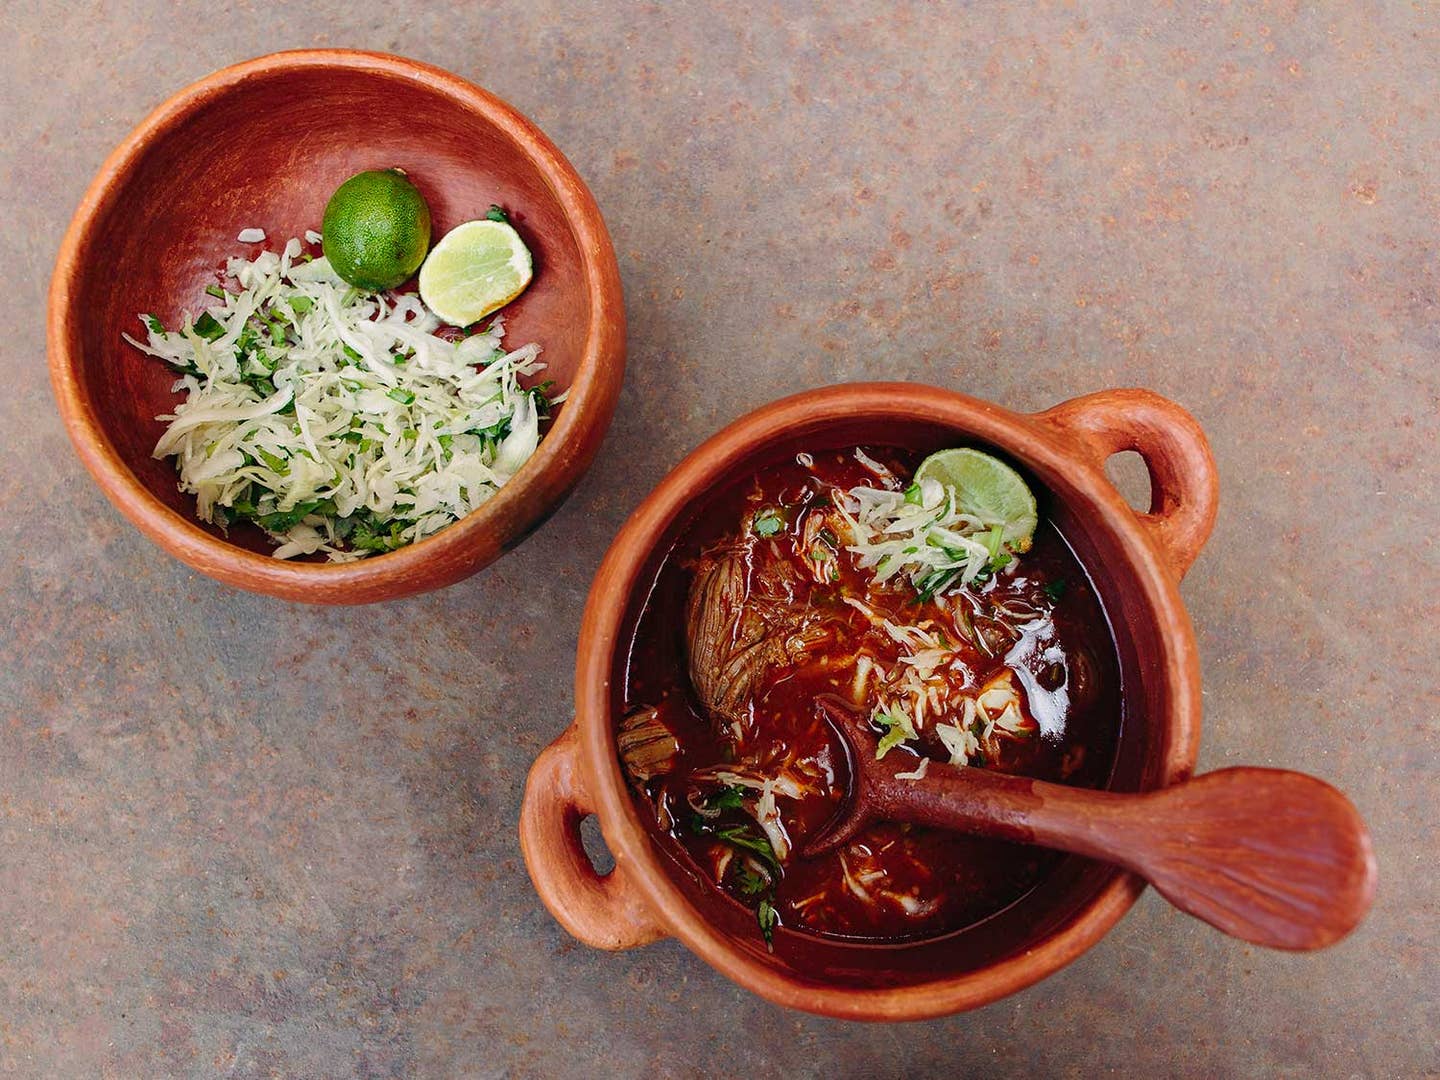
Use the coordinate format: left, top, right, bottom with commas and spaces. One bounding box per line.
619, 447, 1120, 943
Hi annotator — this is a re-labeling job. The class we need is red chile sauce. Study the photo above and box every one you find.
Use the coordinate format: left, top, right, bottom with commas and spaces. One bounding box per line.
620, 446, 1121, 943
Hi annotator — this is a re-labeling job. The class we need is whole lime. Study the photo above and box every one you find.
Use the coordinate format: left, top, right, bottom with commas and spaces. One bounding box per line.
321, 169, 432, 291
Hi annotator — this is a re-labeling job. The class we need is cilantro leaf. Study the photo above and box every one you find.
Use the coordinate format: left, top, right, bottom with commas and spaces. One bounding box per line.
350, 514, 409, 553
914, 568, 960, 604
757, 899, 778, 948
486, 204, 510, 223
733, 865, 770, 899
709, 785, 746, 812
255, 448, 288, 474
190, 312, 225, 342
256, 500, 327, 532
695, 821, 780, 875
873, 709, 916, 759
753, 509, 783, 538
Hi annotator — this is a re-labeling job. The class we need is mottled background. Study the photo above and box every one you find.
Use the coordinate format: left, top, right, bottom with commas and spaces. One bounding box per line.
2, 1, 1436, 1077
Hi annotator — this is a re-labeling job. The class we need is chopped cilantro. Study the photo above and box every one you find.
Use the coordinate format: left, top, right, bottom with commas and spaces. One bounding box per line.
142, 314, 166, 336
255, 499, 329, 531
471, 417, 512, 442
733, 865, 770, 899
529, 381, 555, 419
753, 509, 783, 537
191, 312, 225, 342
287, 295, 313, 315
708, 785, 747, 812
234, 324, 262, 360
695, 821, 780, 874
1043, 578, 1068, 602
914, 568, 960, 604
256, 448, 288, 474
874, 709, 916, 759
486, 204, 510, 223
757, 899, 778, 948
350, 514, 409, 553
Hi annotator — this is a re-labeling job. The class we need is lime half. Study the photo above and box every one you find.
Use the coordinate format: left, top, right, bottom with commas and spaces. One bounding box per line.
418, 219, 533, 326
915, 447, 1038, 552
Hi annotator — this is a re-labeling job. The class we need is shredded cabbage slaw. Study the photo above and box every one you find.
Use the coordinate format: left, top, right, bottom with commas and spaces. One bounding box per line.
124, 236, 559, 561
834, 476, 1012, 601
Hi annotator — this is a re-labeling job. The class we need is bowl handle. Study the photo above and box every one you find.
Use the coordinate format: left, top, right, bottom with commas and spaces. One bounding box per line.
1035, 389, 1219, 580
520, 723, 667, 950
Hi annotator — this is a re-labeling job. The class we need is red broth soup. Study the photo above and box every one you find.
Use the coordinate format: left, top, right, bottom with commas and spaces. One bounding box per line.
619, 446, 1121, 944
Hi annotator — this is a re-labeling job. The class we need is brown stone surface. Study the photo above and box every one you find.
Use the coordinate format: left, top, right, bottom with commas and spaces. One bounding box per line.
2, 3, 1435, 1076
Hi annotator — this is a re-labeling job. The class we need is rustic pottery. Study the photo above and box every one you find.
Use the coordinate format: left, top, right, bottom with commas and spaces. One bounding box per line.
522, 382, 1318, 1021
48, 49, 625, 603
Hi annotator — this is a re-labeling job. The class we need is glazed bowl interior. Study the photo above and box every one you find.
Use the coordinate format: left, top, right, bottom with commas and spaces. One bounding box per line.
51, 51, 621, 601
598, 401, 1192, 1000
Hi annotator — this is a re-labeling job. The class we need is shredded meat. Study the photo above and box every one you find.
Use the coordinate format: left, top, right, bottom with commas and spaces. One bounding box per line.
685, 537, 830, 726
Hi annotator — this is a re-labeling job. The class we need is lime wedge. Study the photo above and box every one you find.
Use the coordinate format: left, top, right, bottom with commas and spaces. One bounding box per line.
418, 219, 533, 326
915, 447, 1038, 553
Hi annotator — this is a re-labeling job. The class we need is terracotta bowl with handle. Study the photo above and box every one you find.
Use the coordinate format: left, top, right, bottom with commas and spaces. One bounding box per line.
521, 382, 1222, 1021
48, 49, 625, 604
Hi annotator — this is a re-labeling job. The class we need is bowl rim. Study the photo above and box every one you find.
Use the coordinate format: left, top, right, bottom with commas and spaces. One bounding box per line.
47, 48, 625, 602
572, 382, 1204, 1020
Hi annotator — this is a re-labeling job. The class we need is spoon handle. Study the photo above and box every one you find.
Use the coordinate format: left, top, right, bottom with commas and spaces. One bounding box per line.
873, 764, 1377, 950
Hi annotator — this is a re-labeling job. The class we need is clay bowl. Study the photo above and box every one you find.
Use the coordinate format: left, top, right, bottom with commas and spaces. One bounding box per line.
521, 383, 1220, 1020
48, 50, 624, 604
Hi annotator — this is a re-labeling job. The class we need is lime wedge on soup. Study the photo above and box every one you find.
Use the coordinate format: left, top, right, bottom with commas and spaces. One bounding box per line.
915, 447, 1038, 553
418, 218, 533, 326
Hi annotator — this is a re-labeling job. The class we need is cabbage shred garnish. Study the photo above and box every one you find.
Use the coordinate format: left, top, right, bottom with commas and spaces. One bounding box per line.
834, 477, 1015, 601
124, 238, 560, 561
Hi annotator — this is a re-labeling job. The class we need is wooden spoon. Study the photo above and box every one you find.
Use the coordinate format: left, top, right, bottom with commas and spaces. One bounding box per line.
806, 698, 1377, 950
